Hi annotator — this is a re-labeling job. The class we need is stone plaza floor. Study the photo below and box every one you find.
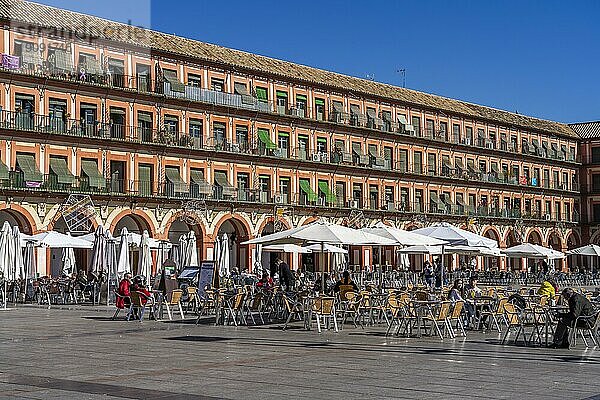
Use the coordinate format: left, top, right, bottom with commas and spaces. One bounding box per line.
0, 305, 599, 400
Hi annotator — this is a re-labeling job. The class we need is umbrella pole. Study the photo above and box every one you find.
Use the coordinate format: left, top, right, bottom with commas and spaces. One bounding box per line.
378, 246, 382, 290
441, 245, 445, 291
321, 242, 325, 294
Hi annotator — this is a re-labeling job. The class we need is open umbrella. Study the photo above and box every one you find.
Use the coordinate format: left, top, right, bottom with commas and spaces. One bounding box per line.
502, 243, 565, 260
138, 230, 152, 279
30, 231, 93, 249
362, 222, 446, 246
304, 243, 348, 254
566, 244, 600, 257
263, 243, 311, 253
242, 221, 394, 291
413, 222, 498, 248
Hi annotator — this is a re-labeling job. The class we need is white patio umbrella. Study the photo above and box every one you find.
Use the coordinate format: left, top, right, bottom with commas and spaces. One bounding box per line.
219, 233, 230, 276
90, 226, 106, 275
242, 221, 394, 291
398, 244, 443, 255
253, 243, 263, 273
502, 243, 565, 260
362, 222, 446, 246
0, 222, 11, 308
413, 222, 498, 248
23, 240, 35, 280
186, 231, 199, 267
138, 230, 152, 279
566, 244, 600, 257
304, 243, 348, 254
61, 247, 76, 276
263, 243, 311, 253
116, 227, 131, 275
12, 226, 24, 280
30, 231, 93, 249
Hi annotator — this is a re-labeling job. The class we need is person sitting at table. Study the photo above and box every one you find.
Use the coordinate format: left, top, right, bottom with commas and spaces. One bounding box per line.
256, 271, 274, 291
551, 287, 597, 348
131, 275, 152, 305
115, 272, 132, 309
448, 279, 474, 326
465, 276, 482, 299
333, 271, 359, 300
537, 278, 557, 299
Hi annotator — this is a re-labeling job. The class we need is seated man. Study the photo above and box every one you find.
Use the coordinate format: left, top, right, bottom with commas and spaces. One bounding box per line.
551, 288, 597, 348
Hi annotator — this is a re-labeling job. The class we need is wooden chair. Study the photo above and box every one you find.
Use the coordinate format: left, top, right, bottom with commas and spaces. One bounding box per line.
311, 296, 338, 333
422, 301, 452, 339
112, 290, 130, 320
185, 286, 198, 313
164, 289, 185, 320
224, 292, 246, 326
447, 301, 466, 337
244, 291, 265, 325
127, 291, 155, 322
478, 297, 508, 332
501, 302, 527, 345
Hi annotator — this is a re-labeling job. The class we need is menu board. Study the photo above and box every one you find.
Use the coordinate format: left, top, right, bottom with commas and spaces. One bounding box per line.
197, 261, 215, 299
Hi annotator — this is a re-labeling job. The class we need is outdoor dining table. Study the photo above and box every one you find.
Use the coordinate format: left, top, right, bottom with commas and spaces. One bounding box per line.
472, 296, 494, 330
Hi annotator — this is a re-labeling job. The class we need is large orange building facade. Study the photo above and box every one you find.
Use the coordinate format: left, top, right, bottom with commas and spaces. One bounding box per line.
0, 0, 586, 275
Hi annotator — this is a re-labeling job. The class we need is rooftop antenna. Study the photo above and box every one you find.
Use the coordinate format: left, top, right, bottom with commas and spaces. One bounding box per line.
396, 68, 406, 88
366, 73, 375, 81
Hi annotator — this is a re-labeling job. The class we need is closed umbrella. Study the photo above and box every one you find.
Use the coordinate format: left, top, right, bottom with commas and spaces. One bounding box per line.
138, 230, 152, 280
116, 227, 131, 275
0, 222, 11, 308
186, 231, 198, 267
12, 226, 24, 280
253, 243, 262, 273
61, 247, 76, 276
90, 226, 106, 275
219, 233, 230, 276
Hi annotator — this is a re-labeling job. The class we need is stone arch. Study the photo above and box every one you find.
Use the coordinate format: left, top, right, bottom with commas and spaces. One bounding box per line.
213, 214, 252, 271
481, 226, 501, 271
546, 230, 563, 251
257, 216, 291, 235
526, 229, 543, 245
162, 212, 207, 243
109, 209, 156, 237
504, 229, 521, 271
0, 204, 39, 234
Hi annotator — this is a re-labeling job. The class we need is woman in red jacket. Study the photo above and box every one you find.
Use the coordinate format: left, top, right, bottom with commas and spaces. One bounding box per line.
116, 272, 132, 309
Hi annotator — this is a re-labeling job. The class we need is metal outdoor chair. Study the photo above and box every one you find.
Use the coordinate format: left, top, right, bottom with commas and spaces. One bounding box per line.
422, 301, 453, 339
164, 289, 185, 320
447, 301, 466, 338
310, 296, 338, 333
112, 290, 130, 320
501, 303, 528, 345
127, 291, 155, 322
568, 312, 600, 349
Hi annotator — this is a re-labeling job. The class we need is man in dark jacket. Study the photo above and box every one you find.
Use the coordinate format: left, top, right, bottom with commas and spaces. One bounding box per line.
277, 257, 295, 292
551, 288, 597, 348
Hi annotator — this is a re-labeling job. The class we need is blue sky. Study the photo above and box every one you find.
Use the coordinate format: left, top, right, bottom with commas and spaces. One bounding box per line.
33, 0, 600, 124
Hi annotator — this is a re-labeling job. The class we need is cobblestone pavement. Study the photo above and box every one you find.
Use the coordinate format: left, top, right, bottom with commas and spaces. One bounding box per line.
0, 305, 599, 400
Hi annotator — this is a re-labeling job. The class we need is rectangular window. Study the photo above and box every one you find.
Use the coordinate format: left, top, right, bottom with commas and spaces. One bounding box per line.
415, 189, 423, 212
412, 116, 421, 137
314, 98, 325, 120
465, 127, 473, 145
189, 119, 203, 149
255, 86, 268, 102
427, 153, 437, 175
399, 149, 408, 173
592, 147, 600, 163
109, 107, 125, 139
188, 73, 202, 87
316, 137, 328, 154
277, 132, 289, 158
213, 122, 226, 149
414, 151, 422, 174
439, 121, 448, 140
279, 177, 290, 204
276, 90, 288, 114
425, 119, 434, 138
237, 172, 250, 201
136, 64, 151, 91
295, 94, 307, 117
235, 126, 248, 152
210, 78, 224, 92
452, 124, 460, 142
